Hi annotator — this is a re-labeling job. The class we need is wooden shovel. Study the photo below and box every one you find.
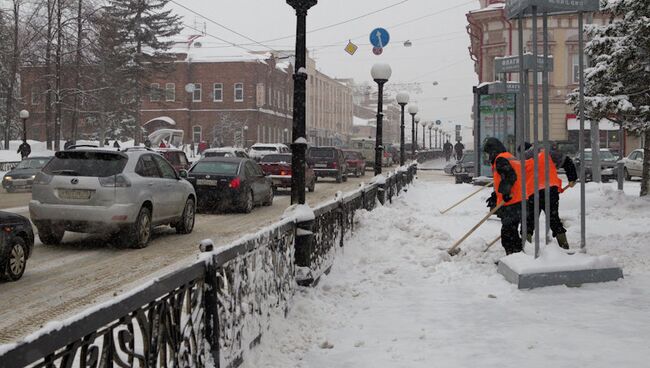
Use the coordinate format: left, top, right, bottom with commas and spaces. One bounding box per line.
439, 182, 494, 215
448, 202, 504, 256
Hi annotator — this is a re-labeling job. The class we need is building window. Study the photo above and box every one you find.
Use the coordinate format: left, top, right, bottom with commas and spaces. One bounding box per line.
213, 83, 223, 102
150, 83, 161, 102
193, 125, 202, 143
234, 83, 244, 102
31, 88, 42, 105
193, 83, 202, 102
165, 83, 175, 101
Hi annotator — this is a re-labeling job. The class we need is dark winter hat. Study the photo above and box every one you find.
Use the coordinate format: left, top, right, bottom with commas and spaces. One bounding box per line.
483, 137, 507, 164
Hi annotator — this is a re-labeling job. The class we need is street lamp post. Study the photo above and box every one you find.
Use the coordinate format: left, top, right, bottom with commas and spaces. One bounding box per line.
396, 91, 409, 166
435, 120, 442, 149
408, 104, 418, 158
429, 125, 433, 150
415, 116, 421, 151
287, 0, 317, 205
19, 110, 29, 143
422, 121, 427, 151
284, 128, 289, 143
243, 125, 249, 148
371, 63, 392, 176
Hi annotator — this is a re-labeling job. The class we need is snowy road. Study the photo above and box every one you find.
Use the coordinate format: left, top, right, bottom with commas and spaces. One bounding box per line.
247, 177, 650, 367
0, 170, 433, 344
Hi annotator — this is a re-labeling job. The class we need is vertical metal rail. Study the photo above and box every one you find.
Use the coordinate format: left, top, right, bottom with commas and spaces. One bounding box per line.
578, 11, 587, 250
532, 6, 541, 258
518, 15, 528, 250
542, 13, 551, 244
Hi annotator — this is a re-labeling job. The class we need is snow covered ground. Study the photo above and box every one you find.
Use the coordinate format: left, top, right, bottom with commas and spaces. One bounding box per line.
246, 177, 650, 367
418, 158, 447, 170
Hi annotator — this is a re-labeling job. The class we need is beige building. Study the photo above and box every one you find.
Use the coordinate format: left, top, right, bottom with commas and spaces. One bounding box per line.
305, 57, 354, 146
467, 0, 632, 154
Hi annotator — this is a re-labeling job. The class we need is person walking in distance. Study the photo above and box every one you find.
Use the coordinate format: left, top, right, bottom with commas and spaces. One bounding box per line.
524, 142, 578, 249
454, 139, 465, 161
484, 137, 525, 255
17, 141, 31, 159
443, 140, 453, 162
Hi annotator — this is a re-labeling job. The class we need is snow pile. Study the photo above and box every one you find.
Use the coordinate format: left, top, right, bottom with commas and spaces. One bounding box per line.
245, 179, 650, 367
503, 245, 619, 274
282, 204, 315, 222
370, 174, 386, 185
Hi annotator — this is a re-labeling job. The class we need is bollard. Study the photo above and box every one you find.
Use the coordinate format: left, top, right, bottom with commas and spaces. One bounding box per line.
617, 162, 624, 191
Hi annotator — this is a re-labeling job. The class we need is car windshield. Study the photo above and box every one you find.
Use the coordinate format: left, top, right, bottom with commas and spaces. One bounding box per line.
261, 154, 291, 163
251, 146, 277, 152
345, 152, 360, 160
191, 161, 239, 175
16, 158, 50, 169
309, 148, 334, 158
43, 151, 127, 177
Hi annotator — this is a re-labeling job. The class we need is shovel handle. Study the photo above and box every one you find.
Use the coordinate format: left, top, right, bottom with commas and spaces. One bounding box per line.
440, 182, 493, 215
448, 202, 504, 254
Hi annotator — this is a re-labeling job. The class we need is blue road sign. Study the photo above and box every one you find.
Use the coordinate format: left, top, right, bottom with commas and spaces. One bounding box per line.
369, 28, 390, 49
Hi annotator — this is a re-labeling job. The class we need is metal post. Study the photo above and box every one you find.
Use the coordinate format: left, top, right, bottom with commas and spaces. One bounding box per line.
22, 118, 27, 142
410, 113, 416, 158
532, 6, 541, 258
578, 11, 587, 250
542, 13, 552, 244
287, 0, 317, 205
518, 15, 528, 250
399, 104, 406, 166
415, 121, 419, 150
503, 73, 508, 148
374, 80, 386, 176
422, 123, 426, 151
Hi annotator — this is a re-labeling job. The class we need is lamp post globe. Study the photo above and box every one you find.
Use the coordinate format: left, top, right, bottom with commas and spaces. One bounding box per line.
371, 63, 391, 176
396, 92, 409, 166
19, 110, 29, 142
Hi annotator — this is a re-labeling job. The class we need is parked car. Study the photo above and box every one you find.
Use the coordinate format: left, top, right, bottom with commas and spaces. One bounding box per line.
0, 211, 34, 281
202, 147, 249, 159
444, 151, 475, 175
343, 150, 366, 177
618, 149, 644, 180
248, 143, 290, 162
259, 153, 316, 192
187, 157, 273, 213
29, 148, 196, 249
574, 148, 618, 182
350, 138, 392, 168
2, 156, 52, 192
307, 146, 348, 183
154, 148, 191, 173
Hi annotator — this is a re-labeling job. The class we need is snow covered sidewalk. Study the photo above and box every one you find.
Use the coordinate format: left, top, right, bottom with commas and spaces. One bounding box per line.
247, 179, 650, 367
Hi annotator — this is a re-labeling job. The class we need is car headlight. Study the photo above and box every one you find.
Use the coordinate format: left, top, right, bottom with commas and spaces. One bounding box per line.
30, 175, 36, 180
4, 176, 12, 181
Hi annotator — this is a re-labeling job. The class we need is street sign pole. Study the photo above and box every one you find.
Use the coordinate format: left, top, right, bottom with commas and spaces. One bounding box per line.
532, 6, 541, 258
578, 11, 587, 251
518, 15, 528, 251
542, 12, 552, 244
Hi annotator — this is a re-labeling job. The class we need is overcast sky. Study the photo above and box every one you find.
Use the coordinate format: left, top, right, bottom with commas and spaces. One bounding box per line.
169, 0, 480, 136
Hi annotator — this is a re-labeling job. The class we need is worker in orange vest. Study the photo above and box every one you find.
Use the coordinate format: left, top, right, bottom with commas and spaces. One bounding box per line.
523, 142, 577, 249
484, 137, 526, 255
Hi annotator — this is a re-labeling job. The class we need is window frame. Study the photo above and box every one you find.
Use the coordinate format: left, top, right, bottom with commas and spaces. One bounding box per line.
150, 83, 161, 102
153, 154, 178, 179
136, 154, 162, 178
165, 83, 176, 102
193, 83, 202, 102
213, 83, 223, 102
192, 125, 202, 143
234, 83, 244, 102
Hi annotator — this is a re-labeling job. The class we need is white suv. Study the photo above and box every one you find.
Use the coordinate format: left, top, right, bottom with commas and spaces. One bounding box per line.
29, 147, 196, 248
248, 143, 290, 161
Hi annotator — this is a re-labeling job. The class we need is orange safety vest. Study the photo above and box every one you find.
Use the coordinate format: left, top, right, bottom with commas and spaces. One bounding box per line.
492, 152, 524, 206
526, 150, 564, 194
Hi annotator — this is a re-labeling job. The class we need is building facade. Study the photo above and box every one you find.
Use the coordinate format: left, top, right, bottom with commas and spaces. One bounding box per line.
467, 0, 634, 154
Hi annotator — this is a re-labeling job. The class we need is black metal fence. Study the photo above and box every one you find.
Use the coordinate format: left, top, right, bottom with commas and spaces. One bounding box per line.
0, 164, 418, 368
0, 161, 20, 172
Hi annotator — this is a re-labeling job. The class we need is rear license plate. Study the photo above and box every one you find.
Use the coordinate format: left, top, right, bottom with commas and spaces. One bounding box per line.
197, 179, 219, 186
58, 189, 93, 200
315, 164, 327, 168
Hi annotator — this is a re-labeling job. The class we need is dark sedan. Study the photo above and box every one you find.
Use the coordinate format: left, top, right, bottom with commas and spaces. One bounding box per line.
259, 153, 316, 192
2, 156, 52, 192
1, 211, 35, 281
187, 157, 274, 213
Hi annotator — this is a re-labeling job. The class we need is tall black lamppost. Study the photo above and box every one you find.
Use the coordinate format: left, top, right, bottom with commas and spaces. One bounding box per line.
435, 120, 442, 149
422, 121, 427, 151
408, 104, 418, 157
371, 63, 392, 176
415, 116, 421, 150
429, 125, 433, 150
19, 110, 29, 142
287, 0, 317, 205
396, 91, 409, 166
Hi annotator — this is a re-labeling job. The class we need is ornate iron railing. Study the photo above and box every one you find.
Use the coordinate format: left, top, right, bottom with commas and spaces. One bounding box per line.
0, 164, 417, 368
0, 161, 20, 172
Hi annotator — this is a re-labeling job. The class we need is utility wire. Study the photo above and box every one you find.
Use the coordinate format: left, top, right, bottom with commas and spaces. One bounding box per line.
182, 23, 257, 53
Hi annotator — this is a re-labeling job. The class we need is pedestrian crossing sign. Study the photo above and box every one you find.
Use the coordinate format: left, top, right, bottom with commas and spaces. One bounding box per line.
344, 41, 358, 56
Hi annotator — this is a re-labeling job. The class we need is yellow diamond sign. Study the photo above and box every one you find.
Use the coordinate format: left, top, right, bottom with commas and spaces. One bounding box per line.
344, 41, 358, 56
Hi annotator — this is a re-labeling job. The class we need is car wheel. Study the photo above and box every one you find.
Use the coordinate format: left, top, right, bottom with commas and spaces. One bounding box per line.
624, 168, 631, 181
342, 173, 348, 182
241, 190, 254, 213
130, 207, 152, 249
6, 187, 15, 193
263, 188, 274, 206
308, 178, 316, 192
176, 198, 195, 234
37, 222, 65, 245
3, 237, 27, 281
